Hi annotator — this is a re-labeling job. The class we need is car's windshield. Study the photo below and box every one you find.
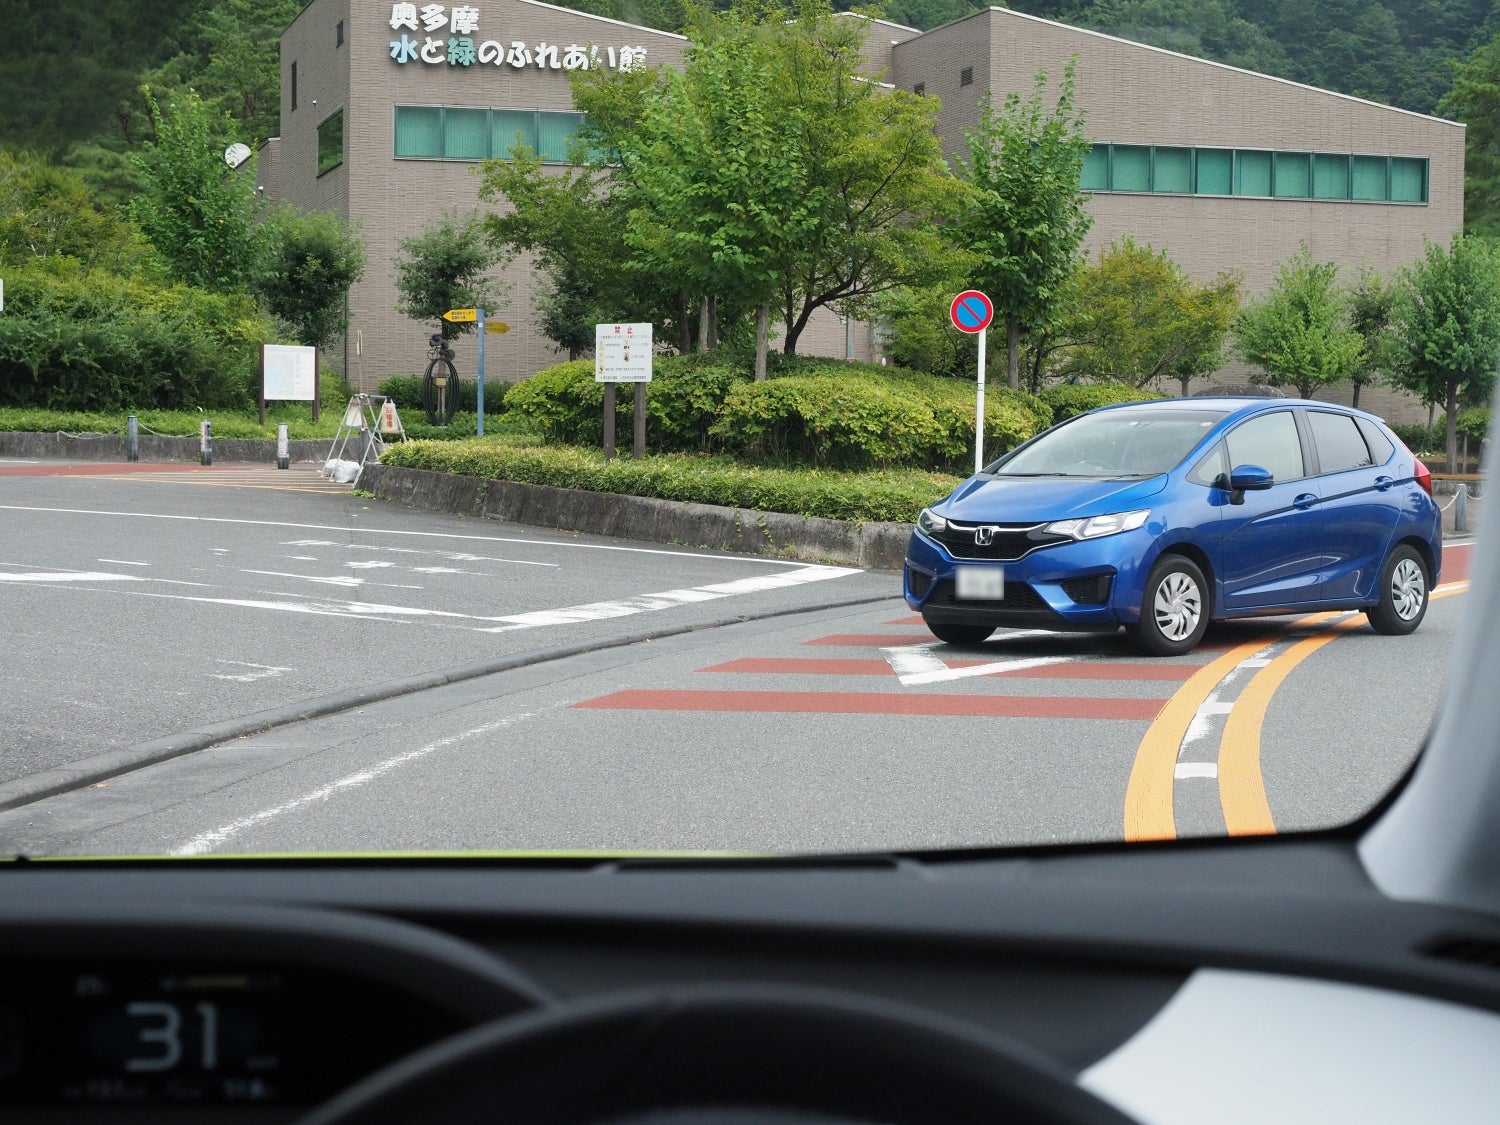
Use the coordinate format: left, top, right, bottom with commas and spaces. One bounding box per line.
991, 410, 1227, 478
0, 0, 1488, 866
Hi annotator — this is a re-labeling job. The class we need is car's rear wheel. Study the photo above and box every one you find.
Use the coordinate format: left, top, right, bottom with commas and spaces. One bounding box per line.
923, 620, 994, 646
1129, 554, 1209, 656
1366, 544, 1429, 635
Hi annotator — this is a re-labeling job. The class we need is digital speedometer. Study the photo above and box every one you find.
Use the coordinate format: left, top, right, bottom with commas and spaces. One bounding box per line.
0, 963, 466, 1106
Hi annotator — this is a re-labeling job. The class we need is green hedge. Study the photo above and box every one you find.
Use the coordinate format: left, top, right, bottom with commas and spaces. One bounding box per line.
503, 353, 1052, 471
377, 439, 958, 523
377, 375, 509, 417
0, 262, 270, 412
1039, 383, 1165, 424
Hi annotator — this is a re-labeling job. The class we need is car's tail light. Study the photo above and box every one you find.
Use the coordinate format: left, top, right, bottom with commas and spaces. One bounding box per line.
1414, 459, 1432, 496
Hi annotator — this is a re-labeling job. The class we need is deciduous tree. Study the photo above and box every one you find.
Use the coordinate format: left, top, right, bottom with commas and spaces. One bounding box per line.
255, 204, 366, 350
393, 211, 497, 340
1233, 247, 1363, 400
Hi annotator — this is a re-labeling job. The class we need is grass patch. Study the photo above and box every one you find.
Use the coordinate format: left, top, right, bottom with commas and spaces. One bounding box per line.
378, 437, 956, 524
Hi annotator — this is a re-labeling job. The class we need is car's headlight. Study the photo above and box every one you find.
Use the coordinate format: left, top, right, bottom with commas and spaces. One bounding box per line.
916, 508, 948, 536
1044, 509, 1150, 540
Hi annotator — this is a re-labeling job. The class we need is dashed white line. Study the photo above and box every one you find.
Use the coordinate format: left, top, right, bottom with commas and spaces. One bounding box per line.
879, 642, 1072, 685
97, 559, 151, 567
0, 571, 142, 583
1174, 762, 1219, 779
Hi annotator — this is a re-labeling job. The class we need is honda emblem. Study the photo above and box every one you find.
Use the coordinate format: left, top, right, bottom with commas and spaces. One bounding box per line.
974, 526, 996, 546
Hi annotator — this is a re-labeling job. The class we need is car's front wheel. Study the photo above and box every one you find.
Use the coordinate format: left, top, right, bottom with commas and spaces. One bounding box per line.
1129, 554, 1210, 656
1366, 544, 1429, 635
924, 620, 994, 646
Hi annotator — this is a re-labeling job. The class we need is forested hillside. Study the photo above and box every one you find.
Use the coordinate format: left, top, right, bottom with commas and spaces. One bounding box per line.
3, 0, 1498, 222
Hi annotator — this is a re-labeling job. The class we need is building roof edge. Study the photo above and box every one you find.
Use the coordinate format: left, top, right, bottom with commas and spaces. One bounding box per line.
515, 0, 690, 40
965, 6, 1464, 130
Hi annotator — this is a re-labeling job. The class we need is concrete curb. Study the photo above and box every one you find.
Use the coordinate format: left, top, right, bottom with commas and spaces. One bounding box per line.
0, 431, 329, 464
358, 464, 914, 571
0, 592, 891, 816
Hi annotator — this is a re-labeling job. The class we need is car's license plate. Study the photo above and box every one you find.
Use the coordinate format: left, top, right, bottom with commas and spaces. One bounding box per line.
955, 566, 1004, 600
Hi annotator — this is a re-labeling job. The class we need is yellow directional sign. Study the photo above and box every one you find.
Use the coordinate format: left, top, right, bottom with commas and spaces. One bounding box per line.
442, 307, 478, 323
485, 321, 510, 335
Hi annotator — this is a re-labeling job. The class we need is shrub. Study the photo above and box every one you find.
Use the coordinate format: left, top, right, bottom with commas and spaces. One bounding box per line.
1039, 383, 1166, 424
377, 374, 508, 416
0, 262, 269, 411
378, 438, 958, 523
1388, 422, 1443, 455
505, 351, 1051, 469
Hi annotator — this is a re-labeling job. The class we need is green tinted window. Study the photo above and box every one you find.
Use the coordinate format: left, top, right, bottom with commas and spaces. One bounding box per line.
317, 108, 344, 175
395, 106, 442, 158
444, 108, 489, 160
1195, 149, 1232, 195
1153, 147, 1192, 193
1391, 157, 1427, 202
1313, 154, 1350, 199
1352, 156, 1387, 200
1111, 146, 1150, 191
538, 112, 583, 162
490, 110, 537, 159
1081, 145, 1109, 191
1237, 150, 1272, 196
1273, 152, 1310, 197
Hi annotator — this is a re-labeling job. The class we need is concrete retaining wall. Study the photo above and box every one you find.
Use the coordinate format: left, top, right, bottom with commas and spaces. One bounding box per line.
358, 464, 912, 570
0, 431, 330, 464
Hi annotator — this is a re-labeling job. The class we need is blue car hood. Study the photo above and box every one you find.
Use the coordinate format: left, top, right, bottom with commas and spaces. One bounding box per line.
937, 474, 1169, 523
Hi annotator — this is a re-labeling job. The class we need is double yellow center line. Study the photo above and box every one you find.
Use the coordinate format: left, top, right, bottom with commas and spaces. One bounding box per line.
1125, 582, 1469, 842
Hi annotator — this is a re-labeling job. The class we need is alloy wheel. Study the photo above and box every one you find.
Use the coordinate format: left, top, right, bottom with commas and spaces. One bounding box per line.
1391, 557, 1426, 621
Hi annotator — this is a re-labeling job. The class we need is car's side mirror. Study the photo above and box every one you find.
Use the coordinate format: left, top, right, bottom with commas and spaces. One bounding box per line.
1224, 464, 1274, 505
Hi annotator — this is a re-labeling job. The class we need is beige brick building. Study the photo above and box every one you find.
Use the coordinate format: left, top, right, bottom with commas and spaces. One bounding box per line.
261, 1, 1464, 422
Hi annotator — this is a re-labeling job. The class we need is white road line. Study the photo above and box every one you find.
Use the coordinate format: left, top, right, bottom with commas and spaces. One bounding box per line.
1181, 697, 1236, 747
97, 559, 151, 567
879, 642, 1072, 685
0, 571, 143, 583
333, 543, 562, 569
239, 569, 424, 590
0, 505, 809, 566
477, 565, 861, 631
1174, 762, 1218, 779
172, 711, 542, 855
345, 561, 396, 569
210, 661, 294, 683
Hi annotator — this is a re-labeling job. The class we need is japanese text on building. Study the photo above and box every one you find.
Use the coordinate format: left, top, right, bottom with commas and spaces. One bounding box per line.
389, 4, 649, 70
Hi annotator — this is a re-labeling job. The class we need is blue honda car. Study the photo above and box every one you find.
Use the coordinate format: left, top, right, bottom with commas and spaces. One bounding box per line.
904, 398, 1442, 655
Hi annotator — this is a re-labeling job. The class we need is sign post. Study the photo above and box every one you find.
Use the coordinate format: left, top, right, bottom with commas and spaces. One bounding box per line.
949, 290, 995, 475
595, 323, 654, 461
476, 306, 486, 437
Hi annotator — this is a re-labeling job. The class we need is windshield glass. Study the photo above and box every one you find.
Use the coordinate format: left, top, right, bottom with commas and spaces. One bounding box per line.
0, 0, 1483, 864
992, 410, 1227, 478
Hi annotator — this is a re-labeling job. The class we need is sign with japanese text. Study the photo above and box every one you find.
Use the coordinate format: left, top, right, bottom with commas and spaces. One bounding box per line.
594, 323, 653, 383
379, 401, 403, 434
442, 307, 478, 323
261, 345, 318, 401
388, 4, 650, 71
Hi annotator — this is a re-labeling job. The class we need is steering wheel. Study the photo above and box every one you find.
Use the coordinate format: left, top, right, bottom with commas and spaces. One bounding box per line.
301, 985, 1138, 1125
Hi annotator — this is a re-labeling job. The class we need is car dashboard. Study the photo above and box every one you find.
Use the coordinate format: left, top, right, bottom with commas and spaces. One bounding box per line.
6, 837, 1500, 1124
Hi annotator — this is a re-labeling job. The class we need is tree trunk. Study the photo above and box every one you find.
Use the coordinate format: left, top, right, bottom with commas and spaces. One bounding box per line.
1178, 374, 1192, 397
1006, 316, 1020, 391
754, 305, 769, 382
707, 295, 719, 349
678, 292, 692, 355
1351, 381, 1362, 409
1446, 380, 1459, 473
697, 295, 710, 353
1428, 400, 1436, 429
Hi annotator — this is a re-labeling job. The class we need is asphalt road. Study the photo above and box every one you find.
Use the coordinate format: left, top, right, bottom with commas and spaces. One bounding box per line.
0, 460, 1474, 857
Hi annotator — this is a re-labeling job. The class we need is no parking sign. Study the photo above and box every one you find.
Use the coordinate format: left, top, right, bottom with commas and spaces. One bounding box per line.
950, 290, 994, 474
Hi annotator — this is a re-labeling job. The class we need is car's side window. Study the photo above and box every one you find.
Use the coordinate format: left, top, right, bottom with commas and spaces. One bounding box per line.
1355, 417, 1396, 465
1309, 411, 1373, 474
1224, 411, 1304, 483
1187, 442, 1227, 487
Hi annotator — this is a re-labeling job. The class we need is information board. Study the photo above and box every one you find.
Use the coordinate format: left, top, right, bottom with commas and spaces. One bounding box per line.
594, 323, 653, 383
262, 345, 318, 400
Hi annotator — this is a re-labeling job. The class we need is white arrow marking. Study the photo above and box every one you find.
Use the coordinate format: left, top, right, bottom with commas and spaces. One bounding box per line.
881, 642, 1072, 685
210, 660, 295, 683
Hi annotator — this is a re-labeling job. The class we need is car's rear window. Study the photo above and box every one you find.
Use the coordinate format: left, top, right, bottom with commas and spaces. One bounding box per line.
993, 409, 1227, 478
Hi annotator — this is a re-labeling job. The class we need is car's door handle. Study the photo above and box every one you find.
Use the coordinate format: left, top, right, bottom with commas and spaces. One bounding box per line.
1293, 493, 1319, 510
1375, 475, 1394, 491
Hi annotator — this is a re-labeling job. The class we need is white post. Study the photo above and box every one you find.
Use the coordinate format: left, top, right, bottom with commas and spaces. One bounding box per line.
975, 327, 987, 476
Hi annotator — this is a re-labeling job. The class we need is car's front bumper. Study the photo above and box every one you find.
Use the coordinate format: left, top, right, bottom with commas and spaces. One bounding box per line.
904, 528, 1152, 632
